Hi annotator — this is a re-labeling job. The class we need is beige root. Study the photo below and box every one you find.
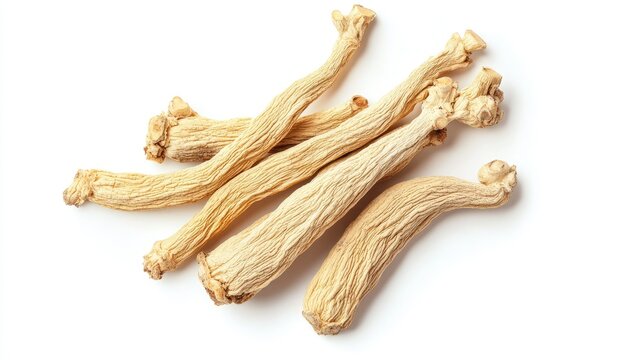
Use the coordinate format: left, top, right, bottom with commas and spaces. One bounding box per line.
302, 160, 517, 335
197, 68, 503, 304
144, 31, 486, 279
63, 5, 375, 210
144, 95, 368, 163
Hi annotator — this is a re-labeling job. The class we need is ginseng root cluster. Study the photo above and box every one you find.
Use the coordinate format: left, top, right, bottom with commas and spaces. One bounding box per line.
63, 4, 517, 335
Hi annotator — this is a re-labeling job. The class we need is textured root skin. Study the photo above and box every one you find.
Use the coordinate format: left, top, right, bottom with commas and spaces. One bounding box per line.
382, 129, 447, 180
141, 93, 369, 277
197, 67, 502, 306
145, 31, 486, 280
62, 170, 96, 206
63, 5, 375, 210
302, 161, 516, 335
145, 95, 369, 163
196, 71, 491, 305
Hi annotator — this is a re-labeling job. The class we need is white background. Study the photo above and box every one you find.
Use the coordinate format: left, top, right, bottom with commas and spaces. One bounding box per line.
1, 0, 642, 358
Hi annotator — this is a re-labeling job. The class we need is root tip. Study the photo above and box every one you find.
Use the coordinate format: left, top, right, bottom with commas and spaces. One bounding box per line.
63, 170, 94, 206
143, 259, 164, 280
302, 311, 344, 335
351, 4, 376, 21
143, 243, 179, 280
478, 160, 517, 192
463, 30, 486, 52
146, 265, 163, 280
197, 253, 231, 305
168, 96, 197, 119
332, 5, 375, 38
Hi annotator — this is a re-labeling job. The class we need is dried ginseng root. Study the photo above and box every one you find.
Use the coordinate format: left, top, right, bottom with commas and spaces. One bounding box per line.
144, 31, 486, 279
145, 95, 369, 163
197, 68, 504, 304
302, 160, 517, 335
62, 5, 375, 210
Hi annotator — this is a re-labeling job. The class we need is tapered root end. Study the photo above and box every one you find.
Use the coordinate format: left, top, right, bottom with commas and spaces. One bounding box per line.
302, 311, 346, 335
454, 67, 504, 128
144, 114, 176, 163
143, 242, 177, 280
350, 95, 369, 111
332, 5, 376, 41
63, 170, 95, 206
478, 160, 517, 192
